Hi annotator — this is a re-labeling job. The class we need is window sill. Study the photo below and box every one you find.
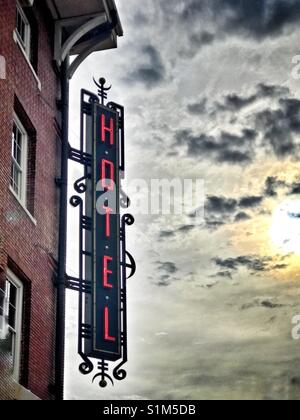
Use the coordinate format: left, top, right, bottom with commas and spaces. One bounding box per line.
13, 381, 40, 401
13, 30, 41, 91
9, 186, 37, 226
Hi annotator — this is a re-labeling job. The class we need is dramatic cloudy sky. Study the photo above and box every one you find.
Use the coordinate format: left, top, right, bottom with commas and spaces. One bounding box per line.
65, 0, 300, 400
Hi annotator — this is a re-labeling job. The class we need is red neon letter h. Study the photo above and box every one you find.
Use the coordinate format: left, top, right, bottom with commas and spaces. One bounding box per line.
101, 114, 114, 146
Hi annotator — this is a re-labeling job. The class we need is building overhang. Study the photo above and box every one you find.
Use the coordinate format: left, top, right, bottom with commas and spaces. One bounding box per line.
44, 0, 123, 77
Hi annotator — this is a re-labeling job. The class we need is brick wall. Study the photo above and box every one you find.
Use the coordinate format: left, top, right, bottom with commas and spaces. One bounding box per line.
0, 0, 60, 400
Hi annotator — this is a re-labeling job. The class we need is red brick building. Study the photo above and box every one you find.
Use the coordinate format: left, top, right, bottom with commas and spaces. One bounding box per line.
0, 0, 122, 400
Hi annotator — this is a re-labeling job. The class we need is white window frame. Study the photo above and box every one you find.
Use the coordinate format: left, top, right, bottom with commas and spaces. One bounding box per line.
15, 1, 31, 58
6, 269, 24, 381
10, 113, 28, 208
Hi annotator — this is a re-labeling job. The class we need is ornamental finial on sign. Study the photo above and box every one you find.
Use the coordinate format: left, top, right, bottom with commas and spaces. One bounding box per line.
93, 77, 112, 105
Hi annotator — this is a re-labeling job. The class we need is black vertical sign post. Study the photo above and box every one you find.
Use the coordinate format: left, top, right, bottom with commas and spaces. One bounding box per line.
68, 78, 136, 388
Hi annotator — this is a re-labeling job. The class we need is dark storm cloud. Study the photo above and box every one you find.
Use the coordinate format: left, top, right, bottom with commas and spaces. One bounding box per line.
280, 98, 300, 132
241, 297, 285, 311
213, 255, 273, 273
181, 0, 205, 22
288, 211, 300, 219
221, 0, 300, 38
264, 176, 287, 197
222, 93, 257, 111
157, 275, 172, 287
187, 98, 207, 115
217, 150, 251, 163
239, 196, 264, 208
178, 225, 195, 233
212, 271, 233, 280
263, 175, 300, 198
217, 83, 290, 112
127, 45, 166, 88
200, 193, 265, 230
153, 1, 300, 62
206, 194, 264, 215
218, 271, 233, 279
184, 31, 216, 57
190, 31, 215, 48
157, 261, 178, 275
255, 98, 300, 158
183, 84, 297, 165
175, 128, 255, 164
219, 130, 256, 164
159, 230, 175, 239
154, 262, 179, 287
213, 255, 289, 274
273, 263, 288, 269
263, 176, 300, 196
180, 0, 300, 39
159, 225, 195, 239
204, 213, 249, 231
154, 280, 170, 288
289, 182, 300, 195
221, 129, 257, 144
183, 84, 300, 163
206, 196, 237, 214
234, 212, 251, 222
257, 83, 290, 98
205, 217, 227, 231
257, 109, 296, 157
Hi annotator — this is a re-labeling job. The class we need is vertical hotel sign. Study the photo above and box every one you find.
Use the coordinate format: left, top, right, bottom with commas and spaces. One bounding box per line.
93, 103, 121, 360
69, 79, 135, 388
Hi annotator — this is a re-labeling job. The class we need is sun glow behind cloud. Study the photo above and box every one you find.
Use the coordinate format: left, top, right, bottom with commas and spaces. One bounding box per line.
270, 199, 300, 255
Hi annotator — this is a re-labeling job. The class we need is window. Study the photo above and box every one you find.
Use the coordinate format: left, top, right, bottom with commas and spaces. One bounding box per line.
16, 1, 31, 58
11, 114, 28, 206
0, 270, 23, 380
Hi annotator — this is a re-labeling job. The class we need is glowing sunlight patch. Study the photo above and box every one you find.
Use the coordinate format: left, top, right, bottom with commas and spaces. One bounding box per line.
270, 200, 300, 254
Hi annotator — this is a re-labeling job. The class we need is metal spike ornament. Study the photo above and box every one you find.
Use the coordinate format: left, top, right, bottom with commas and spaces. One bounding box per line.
93, 77, 112, 105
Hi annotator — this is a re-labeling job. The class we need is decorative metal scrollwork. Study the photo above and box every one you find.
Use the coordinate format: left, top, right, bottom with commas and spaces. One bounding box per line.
74, 173, 91, 194
70, 195, 83, 208
113, 357, 127, 381
124, 213, 135, 226
125, 251, 136, 279
79, 354, 94, 376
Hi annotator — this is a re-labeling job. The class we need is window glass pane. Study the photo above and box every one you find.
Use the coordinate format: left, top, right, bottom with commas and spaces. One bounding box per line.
1, 328, 15, 370
11, 161, 21, 196
16, 4, 31, 58
0, 283, 14, 367
16, 8, 26, 46
12, 124, 22, 166
8, 283, 17, 330
16, 141, 22, 166
11, 119, 25, 200
0, 287, 8, 343
0, 279, 21, 377
0, 288, 4, 314
8, 307, 16, 331
12, 123, 17, 144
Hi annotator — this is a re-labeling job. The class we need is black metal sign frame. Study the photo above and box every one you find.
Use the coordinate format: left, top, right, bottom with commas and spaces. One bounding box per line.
68, 78, 135, 388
